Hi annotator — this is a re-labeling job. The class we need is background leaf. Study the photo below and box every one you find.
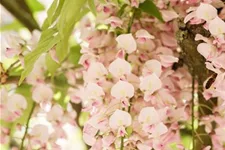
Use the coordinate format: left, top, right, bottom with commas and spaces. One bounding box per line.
68, 45, 82, 66
46, 53, 60, 75
25, 0, 45, 12
139, 0, 164, 22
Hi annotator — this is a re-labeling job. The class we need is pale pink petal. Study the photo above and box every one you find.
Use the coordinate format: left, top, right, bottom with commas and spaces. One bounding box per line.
102, 133, 115, 147
196, 3, 217, 21
149, 122, 168, 137
159, 55, 179, 67
111, 80, 134, 99
208, 16, 225, 36
32, 84, 53, 103
184, 11, 196, 24
161, 10, 179, 22
140, 73, 162, 95
160, 32, 177, 47
138, 107, 160, 125
116, 34, 137, 54
86, 62, 108, 81
105, 16, 123, 28
136, 29, 155, 40
109, 109, 132, 129
197, 43, 217, 60
142, 59, 162, 77
7, 94, 27, 113
108, 58, 132, 78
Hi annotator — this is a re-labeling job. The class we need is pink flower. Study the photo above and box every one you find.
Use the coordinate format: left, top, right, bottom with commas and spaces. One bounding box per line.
6, 94, 27, 116
140, 74, 162, 101
32, 84, 53, 103
108, 58, 132, 78
105, 16, 123, 28
30, 124, 50, 145
86, 62, 108, 81
135, 29, 155, 43
196, 3, 217, 21
138, 107, 160, 125
208, 16, 225, 36
142, 59, 162, 77
111, 80, 134, 99
161, 10, 179, 22
85, 82, 105, 101
197, 43, 217, 60
116, 34, 137, 54
148, 122, 168, 138
109, 109, 132, 136
159, 55, 179, 68
47, 104, 64, 122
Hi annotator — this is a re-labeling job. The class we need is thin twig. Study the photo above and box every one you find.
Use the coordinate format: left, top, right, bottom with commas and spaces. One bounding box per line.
20, 102, 36, 150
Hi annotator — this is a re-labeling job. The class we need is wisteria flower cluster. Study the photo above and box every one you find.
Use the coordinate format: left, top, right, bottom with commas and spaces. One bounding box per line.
1, 0, 225, 150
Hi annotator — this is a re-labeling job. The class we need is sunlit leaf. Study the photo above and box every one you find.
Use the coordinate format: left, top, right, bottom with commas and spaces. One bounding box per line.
26, 0, 45, 12
42, 0, 65, 30
19, 28, 60, 85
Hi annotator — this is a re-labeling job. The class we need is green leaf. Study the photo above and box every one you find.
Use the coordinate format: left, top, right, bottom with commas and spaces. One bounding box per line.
25, 0, 45, 12
88, 0, 97, 16
42, 0, 65, 30
56, 0, 87, 62
0, 20, 24, 31
46, 53, 60, 75
19, 28, 60, 85
139, 0, 164, 22
68, 45, 81, 65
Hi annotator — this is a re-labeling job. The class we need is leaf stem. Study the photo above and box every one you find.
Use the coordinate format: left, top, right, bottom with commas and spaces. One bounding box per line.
127, 8, 136, 33
20, 102, 36, 150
